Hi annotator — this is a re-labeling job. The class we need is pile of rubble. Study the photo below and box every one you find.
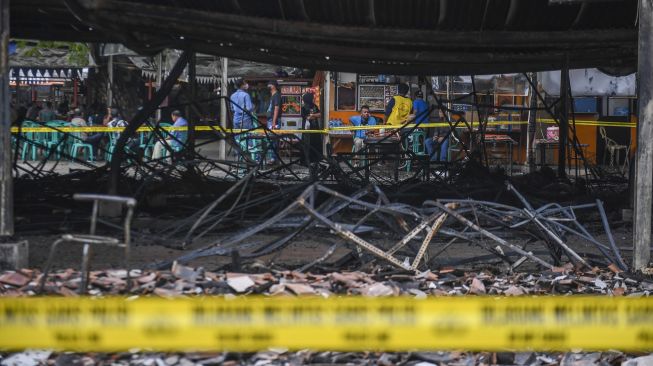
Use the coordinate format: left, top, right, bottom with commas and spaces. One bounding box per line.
2, 262, 652, 366
2, 346, 653, 366
2, 262, 651, 297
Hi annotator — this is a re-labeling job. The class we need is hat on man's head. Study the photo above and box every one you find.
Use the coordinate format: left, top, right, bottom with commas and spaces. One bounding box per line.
415, 90, 423, 98
267, 80, 279, 88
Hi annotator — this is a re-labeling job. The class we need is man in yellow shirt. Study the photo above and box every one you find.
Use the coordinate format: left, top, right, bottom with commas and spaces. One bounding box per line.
385, 84, 413, 126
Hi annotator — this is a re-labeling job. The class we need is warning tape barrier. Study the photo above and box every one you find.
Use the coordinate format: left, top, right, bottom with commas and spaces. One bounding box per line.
9, 119, 636, 135
0, 296, 652, 351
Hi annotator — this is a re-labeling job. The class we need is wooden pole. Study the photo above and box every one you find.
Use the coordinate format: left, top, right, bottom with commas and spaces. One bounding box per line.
633, 0, 653, 270
558, 63, 569, 178
0, 0, 12, 236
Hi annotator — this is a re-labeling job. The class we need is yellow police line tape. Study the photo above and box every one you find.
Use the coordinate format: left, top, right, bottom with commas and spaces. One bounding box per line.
0, 296, 652, 351
9, 119, 637, 135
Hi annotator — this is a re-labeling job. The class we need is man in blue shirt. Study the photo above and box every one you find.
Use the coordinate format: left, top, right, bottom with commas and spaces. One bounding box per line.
230, 79, 254, 130
169, 110, 188, 150
152, 110, 188, 159
349, 105, 377, 165
412, 90, 428, 125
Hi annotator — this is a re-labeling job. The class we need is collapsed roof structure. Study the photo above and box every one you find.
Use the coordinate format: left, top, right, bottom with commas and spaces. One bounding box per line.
3, 0, 652, 270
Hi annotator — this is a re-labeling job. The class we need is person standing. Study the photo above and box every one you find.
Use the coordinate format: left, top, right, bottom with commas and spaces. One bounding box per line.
301, 92, 322, 166
266, 80, 282, 164
230, 79, 255, 131
385, 84, 413, 126
412, 90, 429, 126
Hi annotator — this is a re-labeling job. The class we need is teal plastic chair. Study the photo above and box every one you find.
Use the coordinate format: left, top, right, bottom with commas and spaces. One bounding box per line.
105, 132, 118, 161
235, 133, 263, 176
139, 130, 155, 159
406, 130, 427, 172
44, 121, 68, 159
20, 121, 40, 161
70, 131, 94, 161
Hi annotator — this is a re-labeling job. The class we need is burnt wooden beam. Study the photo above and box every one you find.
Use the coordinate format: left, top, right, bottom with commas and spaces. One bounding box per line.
633, 0, 653, 271
277, 0, 286, 20
367, 0, 376, 26
296, 0, 309, 21
81, 0, 636, 49
85, 5, 636, 68
0, 0, 13, 236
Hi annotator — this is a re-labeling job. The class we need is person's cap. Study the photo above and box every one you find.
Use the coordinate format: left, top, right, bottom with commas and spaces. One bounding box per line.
415, 90, 423, 98
267, 80, 279, 88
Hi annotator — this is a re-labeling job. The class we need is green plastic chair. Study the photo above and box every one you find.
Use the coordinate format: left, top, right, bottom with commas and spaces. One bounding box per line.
44, 121, 68, 159
20, 121, 40, 161
105, 132, 118, 161
235, 133, 263, 176
139, 130, 155, 159
406, 130, 427, 172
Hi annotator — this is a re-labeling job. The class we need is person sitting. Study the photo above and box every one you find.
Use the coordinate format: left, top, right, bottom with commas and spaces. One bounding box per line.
425, 110, 451, 162
152, 110, 188, 159
38, 101, 57, 122
69, 108, 104, 151
348, 105, 377, 166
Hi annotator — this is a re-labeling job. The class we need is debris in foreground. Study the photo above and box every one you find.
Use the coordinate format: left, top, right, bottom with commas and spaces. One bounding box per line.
4, 264, 651, 297
1, 349, 652, 366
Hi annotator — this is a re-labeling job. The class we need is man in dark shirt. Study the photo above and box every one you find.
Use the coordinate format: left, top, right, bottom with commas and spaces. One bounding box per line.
266, 80, 282, 163
267, 80, 282, 129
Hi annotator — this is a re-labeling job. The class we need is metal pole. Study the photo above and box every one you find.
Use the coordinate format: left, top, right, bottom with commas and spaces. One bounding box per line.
107, 55, 113, 107
446, 75, 453, 121
323, 71, 331, 156
219, 57, 227, 160
155, 52, 163, 121
446, 75, 453, 155
558, 63, 569, 178
633, 0, 653, 270
187, 52, 196, 151
73, 78, 78, 107
526, 72, 538, 172
0, 0, 12, 236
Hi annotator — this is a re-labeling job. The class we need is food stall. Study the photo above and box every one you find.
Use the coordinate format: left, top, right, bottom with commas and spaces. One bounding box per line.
328, 73, 415, 155
278, 82, 321, 137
